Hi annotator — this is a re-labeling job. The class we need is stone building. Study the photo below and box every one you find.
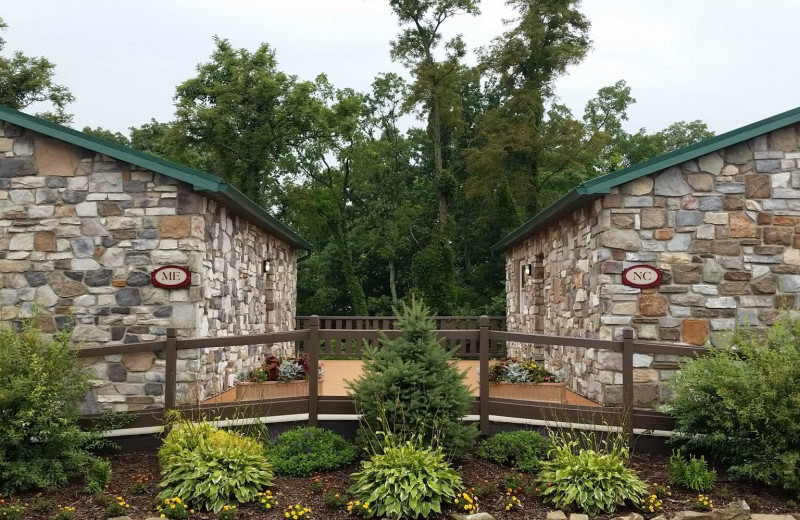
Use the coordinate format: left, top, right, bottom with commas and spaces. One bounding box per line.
0, 106, 311, 412
493, 106, 800, 407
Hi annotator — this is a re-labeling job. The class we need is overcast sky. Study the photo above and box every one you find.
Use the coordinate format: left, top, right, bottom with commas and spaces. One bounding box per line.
3, 0, 800, 137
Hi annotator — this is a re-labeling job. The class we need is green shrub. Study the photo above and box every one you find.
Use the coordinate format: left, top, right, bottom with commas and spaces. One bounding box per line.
476, 430, 551, 472
537, 435, 646, 515
668, 450, 715, 491
0, 317, 113, 494
349, 434, 462, 519
348, 298, 477, 458
265, 427, 355, 477
666, 313, 800, 496
157, 417, 273, 512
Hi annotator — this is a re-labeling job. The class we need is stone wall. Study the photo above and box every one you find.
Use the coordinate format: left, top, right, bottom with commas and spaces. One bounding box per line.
506, 122, 800, 407
0, 120, 297, 412
504, 204, 607, 400
183, 201, 297, 403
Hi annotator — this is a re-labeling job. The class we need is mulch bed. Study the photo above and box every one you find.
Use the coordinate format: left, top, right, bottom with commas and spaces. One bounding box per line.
8, 452, 797, 520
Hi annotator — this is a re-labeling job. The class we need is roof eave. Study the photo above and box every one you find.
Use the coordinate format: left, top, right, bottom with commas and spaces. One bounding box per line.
490, 187, 603, 252
494, 104, 800, 251
214, 186, 312, 251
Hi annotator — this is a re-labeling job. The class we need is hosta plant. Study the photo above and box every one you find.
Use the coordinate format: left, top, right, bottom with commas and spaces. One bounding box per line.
537, 439, 647, 515
157, 416, 273, 512
349, 434, 462, 519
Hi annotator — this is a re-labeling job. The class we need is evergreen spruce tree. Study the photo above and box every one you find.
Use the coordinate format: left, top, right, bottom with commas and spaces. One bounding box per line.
348, 297, 477, 458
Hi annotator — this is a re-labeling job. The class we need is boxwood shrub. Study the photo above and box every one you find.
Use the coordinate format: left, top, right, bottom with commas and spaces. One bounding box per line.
476, 430, 551, 472
265, 427, 355, 477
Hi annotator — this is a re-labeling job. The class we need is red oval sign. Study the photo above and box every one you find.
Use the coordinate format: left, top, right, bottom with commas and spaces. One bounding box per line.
622, 265, 662, 289
151, 265, 191, 289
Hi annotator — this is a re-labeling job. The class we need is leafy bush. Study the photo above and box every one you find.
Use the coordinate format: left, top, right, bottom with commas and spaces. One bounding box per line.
265, 427, 355, 477
0, 317, 113, 493
668, 450, 715, 491
157, 417, 273, 512
666, 313, 800, 495
476, 430, 551, 472
537, 435, 646, 515
348, 298, 477, 458
349, 434, 462, 519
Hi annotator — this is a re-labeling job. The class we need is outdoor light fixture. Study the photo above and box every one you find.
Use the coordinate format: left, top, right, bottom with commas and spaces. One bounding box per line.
264, 260, 271, 274
525, 264, 531, 276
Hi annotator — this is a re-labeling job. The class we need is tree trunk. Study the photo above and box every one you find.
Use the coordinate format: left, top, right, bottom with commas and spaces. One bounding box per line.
336, 222, 368, 315
430, 91, 448, 236
388, 258, 398, 304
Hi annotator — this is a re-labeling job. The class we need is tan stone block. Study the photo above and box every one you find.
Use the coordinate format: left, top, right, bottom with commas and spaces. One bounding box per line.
190, 216, 205, 238
54, 204, 75, 217
0, 138, 13, 152
0, 260, 31, 272
34, 231, 56, 251
774, 216, 799, 226
682, 319, 708, 346
160, 215, 191, 238
35, 137, 79, 176
639, 295, 668, 316
654, 228, 674, 240
112, 279, 126, 287
729, 212, 757, 238
612, 302, 636, 315
628, 177, 653, 196
633, 368, 659, 383
122, 352, 156, 372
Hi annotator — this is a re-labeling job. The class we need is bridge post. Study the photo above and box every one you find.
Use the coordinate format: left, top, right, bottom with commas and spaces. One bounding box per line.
622, 328, 634, 446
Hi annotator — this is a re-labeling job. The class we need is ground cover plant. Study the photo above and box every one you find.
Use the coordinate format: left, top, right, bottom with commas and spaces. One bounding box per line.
4, 450, 799, 520
265, 427, 355, 477
0, 317, 114, 494
476, 430, 552, 473
488, 358, 560, 383
348, 298, 477, 458
667, 313, 800, 496
157, 415, 273, 512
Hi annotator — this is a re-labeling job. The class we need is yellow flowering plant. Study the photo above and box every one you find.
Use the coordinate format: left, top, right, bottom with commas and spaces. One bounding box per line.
156, 497, 191, 520
257, 490, 277, 511
105, 496, 130, 517
504, 491, 522, 511
55, 505, 76, 520
453, 491, 479, 514
284, 504, 312, 519
693, 494, 713, 511
641, 494, 663, 515
218, 504, 237, 520
346, 499, 372, 518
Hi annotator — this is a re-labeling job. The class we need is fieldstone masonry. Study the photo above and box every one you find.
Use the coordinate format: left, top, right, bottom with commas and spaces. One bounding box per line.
507, 122, 800, 407
0, 120, 297, 412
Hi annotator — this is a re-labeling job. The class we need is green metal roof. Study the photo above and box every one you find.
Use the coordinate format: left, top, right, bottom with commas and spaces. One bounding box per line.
0, 105, 311, 251
492, 105, 800, 251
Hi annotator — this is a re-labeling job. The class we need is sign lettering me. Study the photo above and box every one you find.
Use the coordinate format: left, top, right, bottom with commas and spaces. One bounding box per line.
622, 265, 662, 289
151, 265, 191, 289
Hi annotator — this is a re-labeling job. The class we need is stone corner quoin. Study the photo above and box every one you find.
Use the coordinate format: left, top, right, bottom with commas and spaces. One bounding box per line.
504, 122, 800, 408
0, 120, 297, 413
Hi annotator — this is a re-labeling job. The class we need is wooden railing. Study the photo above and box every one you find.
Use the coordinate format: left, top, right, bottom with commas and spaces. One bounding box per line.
296, 315, 506, 332
77, 316, 706, 442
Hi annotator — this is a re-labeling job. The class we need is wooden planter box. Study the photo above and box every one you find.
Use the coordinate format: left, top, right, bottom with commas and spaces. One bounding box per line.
235, 380, 323, 401
489, 382, 566, 403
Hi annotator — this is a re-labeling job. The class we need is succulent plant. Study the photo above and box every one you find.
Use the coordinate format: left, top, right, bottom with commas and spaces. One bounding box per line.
278, 359, 305, 381
503, 361, 531, 383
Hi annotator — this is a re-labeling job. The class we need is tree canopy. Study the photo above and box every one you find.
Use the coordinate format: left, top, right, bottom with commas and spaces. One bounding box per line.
14, 3, 716, 315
